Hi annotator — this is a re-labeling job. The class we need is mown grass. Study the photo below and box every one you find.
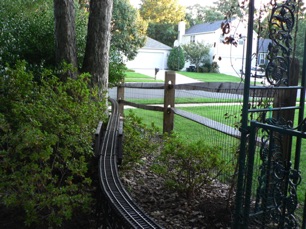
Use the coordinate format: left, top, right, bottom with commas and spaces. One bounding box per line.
127, 97, 242, 104
178, 71, 243, 82
124, 71, 163, 82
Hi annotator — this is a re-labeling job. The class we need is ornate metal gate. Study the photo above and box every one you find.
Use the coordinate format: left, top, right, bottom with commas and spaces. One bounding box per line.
233, 0, 306, 228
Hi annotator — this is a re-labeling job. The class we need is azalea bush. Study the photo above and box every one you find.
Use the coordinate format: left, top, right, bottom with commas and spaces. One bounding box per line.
0, 61, 106, 227
152, 134, 226, 199
121, 110, 160, 170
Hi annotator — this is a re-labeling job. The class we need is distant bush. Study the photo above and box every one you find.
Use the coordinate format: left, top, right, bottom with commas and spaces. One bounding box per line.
201, 61, 220, 73
0, 61, 106, 227
167, 46, 185, 71
152, 134, 225, 199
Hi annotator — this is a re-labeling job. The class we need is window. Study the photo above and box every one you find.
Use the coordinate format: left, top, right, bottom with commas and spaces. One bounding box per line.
190, 35, 195, 43
259, 53, 265, 65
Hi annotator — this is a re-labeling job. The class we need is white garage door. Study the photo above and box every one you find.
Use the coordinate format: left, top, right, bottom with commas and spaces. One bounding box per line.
126, 51, 165, 69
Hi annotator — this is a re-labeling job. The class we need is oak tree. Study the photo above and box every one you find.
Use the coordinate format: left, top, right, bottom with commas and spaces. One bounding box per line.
53, 0, 78, 79
81, 0, 113, 91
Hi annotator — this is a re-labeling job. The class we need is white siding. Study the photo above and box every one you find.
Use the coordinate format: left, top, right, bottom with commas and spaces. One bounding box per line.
182, 22, 258, 77
125, 49, 170, 70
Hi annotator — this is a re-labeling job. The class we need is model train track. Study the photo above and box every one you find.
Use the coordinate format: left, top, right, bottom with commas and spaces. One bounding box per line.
98, 98, 162, 228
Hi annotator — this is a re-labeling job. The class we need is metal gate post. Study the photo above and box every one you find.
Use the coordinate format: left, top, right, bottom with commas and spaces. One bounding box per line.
233, 0, 255, 227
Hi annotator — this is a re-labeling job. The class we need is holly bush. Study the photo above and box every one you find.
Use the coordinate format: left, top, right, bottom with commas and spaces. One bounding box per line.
0, 61, 106, 227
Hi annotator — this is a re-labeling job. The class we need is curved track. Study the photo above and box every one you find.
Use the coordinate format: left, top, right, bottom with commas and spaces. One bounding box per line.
98, 98, 162, 228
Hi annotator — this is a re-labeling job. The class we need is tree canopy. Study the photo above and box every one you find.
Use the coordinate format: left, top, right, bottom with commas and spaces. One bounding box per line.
112, 0, 147, 60
139, 0, 185, 47
139, 0, 185, 24
182, 42, 211, 72
185, 4, 224, 26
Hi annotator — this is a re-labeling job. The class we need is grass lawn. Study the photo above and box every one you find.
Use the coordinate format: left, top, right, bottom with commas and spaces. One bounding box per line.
178, 71, 243, 83
124, 71, 163, 82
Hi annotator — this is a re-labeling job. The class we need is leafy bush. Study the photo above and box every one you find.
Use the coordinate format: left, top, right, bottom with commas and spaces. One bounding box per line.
182, 42, 211, 72
152, 134, 225, 199
0, 61, 106, 227
167, 46, 185, 71
0, 0, 88, 75
121, 110, 160, 170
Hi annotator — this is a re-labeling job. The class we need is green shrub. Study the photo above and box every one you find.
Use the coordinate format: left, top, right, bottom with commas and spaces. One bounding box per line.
121, 110, 160, 170
152, 134, 226, 199
0, 61, 106, 227
0, 0, 87, 75
167, 46, 185, 71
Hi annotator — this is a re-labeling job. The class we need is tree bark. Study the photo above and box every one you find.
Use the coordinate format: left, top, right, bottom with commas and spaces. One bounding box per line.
53, 0, 78, 79
82, 0, 113, 95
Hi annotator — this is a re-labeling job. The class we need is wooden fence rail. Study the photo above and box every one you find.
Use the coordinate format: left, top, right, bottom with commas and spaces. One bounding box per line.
117, 71, 245, 136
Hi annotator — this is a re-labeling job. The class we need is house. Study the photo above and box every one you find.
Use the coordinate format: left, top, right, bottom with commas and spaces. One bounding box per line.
177, 19, 258, 76
257, 38, 271, 67
125, 37, 171, 71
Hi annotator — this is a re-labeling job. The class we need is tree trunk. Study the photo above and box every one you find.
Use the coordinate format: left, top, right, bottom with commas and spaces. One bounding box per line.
53, 0, 78, 79
82, 0, 113, 96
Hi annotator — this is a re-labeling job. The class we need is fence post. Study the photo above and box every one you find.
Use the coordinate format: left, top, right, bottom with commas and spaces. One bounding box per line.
272, 58, 299, 161
117, 82, 124, 116
163, 71, 176, 133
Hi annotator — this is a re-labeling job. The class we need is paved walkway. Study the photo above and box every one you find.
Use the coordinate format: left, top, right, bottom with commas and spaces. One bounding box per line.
134, 69, 200, 84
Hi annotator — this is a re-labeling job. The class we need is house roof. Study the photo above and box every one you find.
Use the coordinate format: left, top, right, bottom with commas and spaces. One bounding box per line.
258, 38, 271, 53
185, 19, 225, 35
143, 37, 172, 50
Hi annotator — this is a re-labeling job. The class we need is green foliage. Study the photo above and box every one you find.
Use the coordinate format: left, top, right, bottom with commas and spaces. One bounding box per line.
201, 61, 220, 73
185, 4, 224, 27
146, 22, 178, 47
0, 0, 55, 73
139, 0, 184, 46
0, 61, 107, 227
167, 47, 185, 71
0, 0, 146, 84
152, 134, 226, 199
213, 0, 245, 19
112, 0, 147, 60
109, 48, 128, 87
182, 42, 211, 72
121, 110, 160, 170
140, 0, 185, 24
0, 0, 88, 75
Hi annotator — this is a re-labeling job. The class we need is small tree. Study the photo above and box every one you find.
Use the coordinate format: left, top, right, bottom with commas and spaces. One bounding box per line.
182, 42, 211, 72
167, 46, 185, 71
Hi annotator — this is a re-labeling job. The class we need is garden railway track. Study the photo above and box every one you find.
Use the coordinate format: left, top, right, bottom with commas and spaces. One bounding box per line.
98, 98, 162, 228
